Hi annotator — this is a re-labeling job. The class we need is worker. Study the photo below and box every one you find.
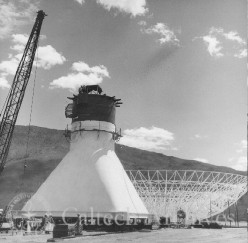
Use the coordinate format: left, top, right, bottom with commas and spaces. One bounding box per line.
45, 214, 54, 233
40, 214, 48, 232
75, 214, 83, 236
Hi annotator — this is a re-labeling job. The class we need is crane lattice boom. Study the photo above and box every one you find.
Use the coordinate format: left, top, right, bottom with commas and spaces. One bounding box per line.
0, 10, 46, 174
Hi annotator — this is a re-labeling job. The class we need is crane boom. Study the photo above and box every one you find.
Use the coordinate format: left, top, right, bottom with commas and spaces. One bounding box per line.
0, 10, 46, 175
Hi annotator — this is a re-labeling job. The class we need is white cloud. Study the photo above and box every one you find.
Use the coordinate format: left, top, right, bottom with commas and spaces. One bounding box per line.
9, 34, 66, 70
50, 61, 110, 91
230, 140, 247, 170
14, 53, 22, 61
96, 0, 148, 17
223, 31, 246, 45
202, 35, 223, 57
231, 156, 247, 171
138, 20, 147, 26
194, 158, 208, 163
0, 35, 66, 75
10, 33, 29, 52
0, 59, 19, 76
39, 34, 47, 41
194, 27, 247, 58
50, 72, 105, 91
74, 0, 85, 5
0, 34, 66, 89
0, 0, 39, 39
72, 61, 109, 77
141, 22, 180, 46
236, 140, 247, 153
118, 126, 176, 152
11, 44, 25, 52
12, 33, 28, 45
240, 140, 247, 149
235, 49, 247, 59
192, 134, 208, 139
0, 76, 10, 89
36, 45, 66, 70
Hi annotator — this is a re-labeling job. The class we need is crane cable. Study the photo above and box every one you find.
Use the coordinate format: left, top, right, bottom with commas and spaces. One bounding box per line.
21, 40, 40, 188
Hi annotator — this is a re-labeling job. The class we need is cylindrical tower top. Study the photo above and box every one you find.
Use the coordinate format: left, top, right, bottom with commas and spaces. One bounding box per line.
65, 85, 122, 125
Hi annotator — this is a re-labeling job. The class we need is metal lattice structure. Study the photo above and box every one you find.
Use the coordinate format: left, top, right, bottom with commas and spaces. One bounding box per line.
0, 10, 46, 174
127, 170, 247, 221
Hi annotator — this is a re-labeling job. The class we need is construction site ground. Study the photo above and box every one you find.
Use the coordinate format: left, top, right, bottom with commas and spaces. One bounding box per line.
0, 227, 247, 243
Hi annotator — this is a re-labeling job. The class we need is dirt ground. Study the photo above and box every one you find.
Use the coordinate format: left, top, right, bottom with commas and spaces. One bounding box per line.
0, 228, 247, 243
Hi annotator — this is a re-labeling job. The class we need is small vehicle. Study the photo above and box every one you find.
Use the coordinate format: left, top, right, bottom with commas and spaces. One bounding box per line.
0, 222, 12, 233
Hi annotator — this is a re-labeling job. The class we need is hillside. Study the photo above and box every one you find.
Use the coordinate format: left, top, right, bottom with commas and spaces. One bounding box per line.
0, 125, 247, 219
116, 145, 246, 174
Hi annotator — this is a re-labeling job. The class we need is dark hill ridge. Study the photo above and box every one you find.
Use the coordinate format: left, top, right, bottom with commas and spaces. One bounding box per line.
0, 125, 247, 220
116, 144, 246, 175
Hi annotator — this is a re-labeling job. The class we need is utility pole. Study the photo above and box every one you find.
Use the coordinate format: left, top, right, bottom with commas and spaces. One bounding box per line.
235, 202, 239, 227
228, 201, 231, 227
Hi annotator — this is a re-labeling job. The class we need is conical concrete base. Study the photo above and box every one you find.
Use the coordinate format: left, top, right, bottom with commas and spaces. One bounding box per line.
22, 121, 149, 219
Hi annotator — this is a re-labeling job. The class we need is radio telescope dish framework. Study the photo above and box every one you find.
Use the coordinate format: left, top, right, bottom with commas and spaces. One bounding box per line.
127, 170, 247, 222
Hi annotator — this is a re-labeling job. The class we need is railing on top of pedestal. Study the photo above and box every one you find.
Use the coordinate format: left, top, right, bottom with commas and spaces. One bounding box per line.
63, 125, 122, 142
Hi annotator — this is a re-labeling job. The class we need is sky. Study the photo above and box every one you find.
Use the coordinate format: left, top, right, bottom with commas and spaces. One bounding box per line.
0, 0, 247, 171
